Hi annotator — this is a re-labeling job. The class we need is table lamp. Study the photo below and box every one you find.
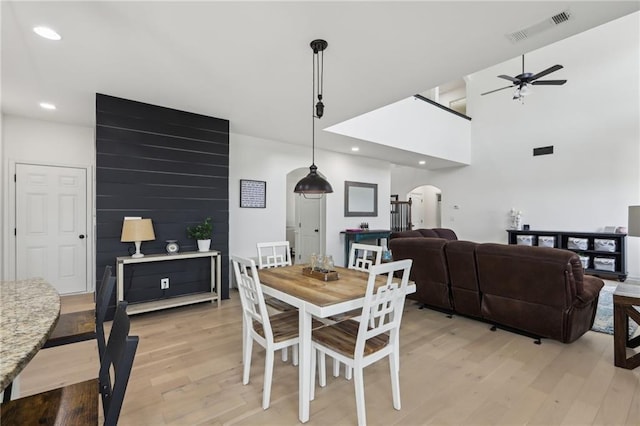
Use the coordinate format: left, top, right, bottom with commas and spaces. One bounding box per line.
121, 218, 155, 258
629, 206, 640, 237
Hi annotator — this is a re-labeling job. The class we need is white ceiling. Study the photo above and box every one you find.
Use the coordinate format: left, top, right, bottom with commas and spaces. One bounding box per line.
2, 1, 638, 167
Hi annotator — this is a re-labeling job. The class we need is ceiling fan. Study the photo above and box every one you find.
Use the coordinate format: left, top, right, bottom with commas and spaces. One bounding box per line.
481, 54, 567, 100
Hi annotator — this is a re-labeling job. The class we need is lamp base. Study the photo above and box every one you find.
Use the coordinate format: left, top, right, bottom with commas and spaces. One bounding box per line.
131, 241, 144, 258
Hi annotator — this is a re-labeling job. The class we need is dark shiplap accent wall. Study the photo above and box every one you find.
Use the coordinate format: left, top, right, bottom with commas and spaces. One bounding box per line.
96, 94, 229, 310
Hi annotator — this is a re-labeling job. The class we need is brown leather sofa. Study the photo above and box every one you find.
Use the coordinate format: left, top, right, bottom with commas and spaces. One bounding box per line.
389, 237, 604, 343
390, 228, 458, 240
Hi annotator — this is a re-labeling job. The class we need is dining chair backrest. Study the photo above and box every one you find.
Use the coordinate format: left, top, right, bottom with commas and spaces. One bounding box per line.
96, 265, 116, 360
348, 243, 383, 272
99, 301, 138, 426
355, 259, 412, 358
256, 241, 292, 269
232, 255, 273, 342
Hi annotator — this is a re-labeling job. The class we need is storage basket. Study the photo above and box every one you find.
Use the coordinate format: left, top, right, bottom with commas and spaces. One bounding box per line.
537, 236, 555, 248
516, 235, 533, 246
594, 239, 616, 252
593, 257, 615, 272
567, 237, 588, 250
578, 255, 590, 269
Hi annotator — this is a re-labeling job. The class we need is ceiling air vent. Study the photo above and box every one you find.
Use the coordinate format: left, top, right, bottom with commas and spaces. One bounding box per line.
506, 9, 573, 43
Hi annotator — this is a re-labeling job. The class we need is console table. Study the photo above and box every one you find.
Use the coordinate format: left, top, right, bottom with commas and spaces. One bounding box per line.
116, 250, 221, 315
613, 283, 640, 370
340, 229, 391, 267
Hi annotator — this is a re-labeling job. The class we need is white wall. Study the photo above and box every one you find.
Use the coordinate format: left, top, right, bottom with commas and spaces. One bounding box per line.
391, 13, 640, 280
2, 115, 95, 280
229, 132, 391, 267
326, 96, 471, 165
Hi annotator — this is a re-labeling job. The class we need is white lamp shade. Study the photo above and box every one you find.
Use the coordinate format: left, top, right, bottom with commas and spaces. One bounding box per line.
121, 218, 155, 242
629, 206, 640, 237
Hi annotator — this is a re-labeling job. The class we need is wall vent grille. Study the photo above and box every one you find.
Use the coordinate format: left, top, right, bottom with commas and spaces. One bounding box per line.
506, 9, 573, 43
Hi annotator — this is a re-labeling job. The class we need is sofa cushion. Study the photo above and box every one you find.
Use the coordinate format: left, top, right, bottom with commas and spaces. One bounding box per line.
432, 228, 458, 240
417, 229, 440, 238
389, 237, 452, 310
389, 230, 424, 239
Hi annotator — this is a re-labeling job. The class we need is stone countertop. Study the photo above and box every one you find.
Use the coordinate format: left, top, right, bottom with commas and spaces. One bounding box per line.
0, 279, 60, 392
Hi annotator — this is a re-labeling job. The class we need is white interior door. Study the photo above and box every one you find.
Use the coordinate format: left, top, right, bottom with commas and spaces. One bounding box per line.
16, 164, 88, 294
295, 194, 322, 263
408, 191, 425, 229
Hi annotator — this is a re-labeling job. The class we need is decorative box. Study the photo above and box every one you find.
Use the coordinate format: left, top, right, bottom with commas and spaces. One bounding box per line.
516, 235, 533, 246
594, 239, 616, 252
537, 236, 555, 248
302, 267, 339, 281
567, 237, 588, 250
593, 257, 615, 272
578, 255, 590, 269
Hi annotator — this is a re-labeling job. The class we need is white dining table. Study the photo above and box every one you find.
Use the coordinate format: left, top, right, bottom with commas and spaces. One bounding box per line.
258, 264, 415, 423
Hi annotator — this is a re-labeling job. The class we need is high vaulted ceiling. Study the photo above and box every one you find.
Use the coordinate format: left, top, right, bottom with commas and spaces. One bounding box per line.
2, 1, 638, 166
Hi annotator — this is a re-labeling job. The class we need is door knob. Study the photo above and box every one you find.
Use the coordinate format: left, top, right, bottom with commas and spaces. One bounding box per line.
79, 234, 85, 239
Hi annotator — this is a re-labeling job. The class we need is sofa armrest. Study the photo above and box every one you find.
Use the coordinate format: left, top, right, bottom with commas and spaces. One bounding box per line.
575, 276, 605, 307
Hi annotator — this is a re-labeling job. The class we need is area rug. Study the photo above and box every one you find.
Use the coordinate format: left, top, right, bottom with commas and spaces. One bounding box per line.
591, 284, 639, 336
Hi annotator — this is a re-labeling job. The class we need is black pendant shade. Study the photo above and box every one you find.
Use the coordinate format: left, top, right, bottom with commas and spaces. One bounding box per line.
294, 39, 333, 195
294, 164, 333, 194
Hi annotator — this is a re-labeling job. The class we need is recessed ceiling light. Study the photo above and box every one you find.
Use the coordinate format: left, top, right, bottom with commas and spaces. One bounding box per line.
39, 102, 56, 110
351, 147, 359, 152
33, 26, 61, 41
419, 160, 426, 165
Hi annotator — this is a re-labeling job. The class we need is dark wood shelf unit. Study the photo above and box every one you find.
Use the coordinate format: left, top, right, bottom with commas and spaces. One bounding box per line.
507, 230, 627, 282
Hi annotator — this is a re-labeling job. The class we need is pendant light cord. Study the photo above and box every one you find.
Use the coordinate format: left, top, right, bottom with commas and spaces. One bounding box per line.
311, 47, 316, 165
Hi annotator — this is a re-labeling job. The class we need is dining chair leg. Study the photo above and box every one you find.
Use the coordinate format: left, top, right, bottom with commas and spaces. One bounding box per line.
389, 352, 401, 410
243, 335, 253, 385
292, 344, 299, 366
345, 365, 353, 380
353, 366, 367, 426
282, 348, 288, 362
310, 347, 316, 401
318, 352, 326, 388
263, 350, 275, 409
332, 359, 340, 377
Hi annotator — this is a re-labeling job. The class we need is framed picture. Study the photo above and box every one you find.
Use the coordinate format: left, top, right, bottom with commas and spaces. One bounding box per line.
344, 181, 378, 217
240, 179, 266, 208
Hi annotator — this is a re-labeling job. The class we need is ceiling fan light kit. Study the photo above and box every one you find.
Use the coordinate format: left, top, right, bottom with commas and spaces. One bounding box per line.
294, 39, 333, 196
482, 54, 567, 102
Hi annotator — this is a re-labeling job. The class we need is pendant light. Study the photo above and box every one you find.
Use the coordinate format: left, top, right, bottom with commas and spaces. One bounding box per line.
294, 39, 333, 195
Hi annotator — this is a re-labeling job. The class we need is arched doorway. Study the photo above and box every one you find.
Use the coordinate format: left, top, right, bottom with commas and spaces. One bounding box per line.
286, 169, 327, 264
407, 184, 442, 229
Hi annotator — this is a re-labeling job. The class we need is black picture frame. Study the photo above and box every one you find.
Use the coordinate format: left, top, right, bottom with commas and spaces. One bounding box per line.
240, 179, 266, 208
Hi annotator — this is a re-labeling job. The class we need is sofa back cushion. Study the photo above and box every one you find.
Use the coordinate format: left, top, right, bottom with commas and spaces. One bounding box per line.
389, 237, 452, 309
389, 230, 424, 239
476, 244, 580, 308
432, 228, 458, 240
416, 229, 440, 238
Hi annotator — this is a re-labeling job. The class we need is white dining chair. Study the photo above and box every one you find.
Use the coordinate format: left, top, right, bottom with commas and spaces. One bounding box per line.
232, 255, 306, 410
348, 243, 383, 272
255, 241, 298, 362
257, 241, 292, 268
333, 242, 384, 379
310, 259, 413, 426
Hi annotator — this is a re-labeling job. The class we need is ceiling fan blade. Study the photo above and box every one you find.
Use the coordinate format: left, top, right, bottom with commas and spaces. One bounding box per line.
498, 74, 520, 83
481, 85, 514, 96
531, 80, 567, 85
530, 65, 563, 81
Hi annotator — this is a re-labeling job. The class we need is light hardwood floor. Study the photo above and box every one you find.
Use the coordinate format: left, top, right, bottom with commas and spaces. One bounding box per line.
17, 289, 640, 425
